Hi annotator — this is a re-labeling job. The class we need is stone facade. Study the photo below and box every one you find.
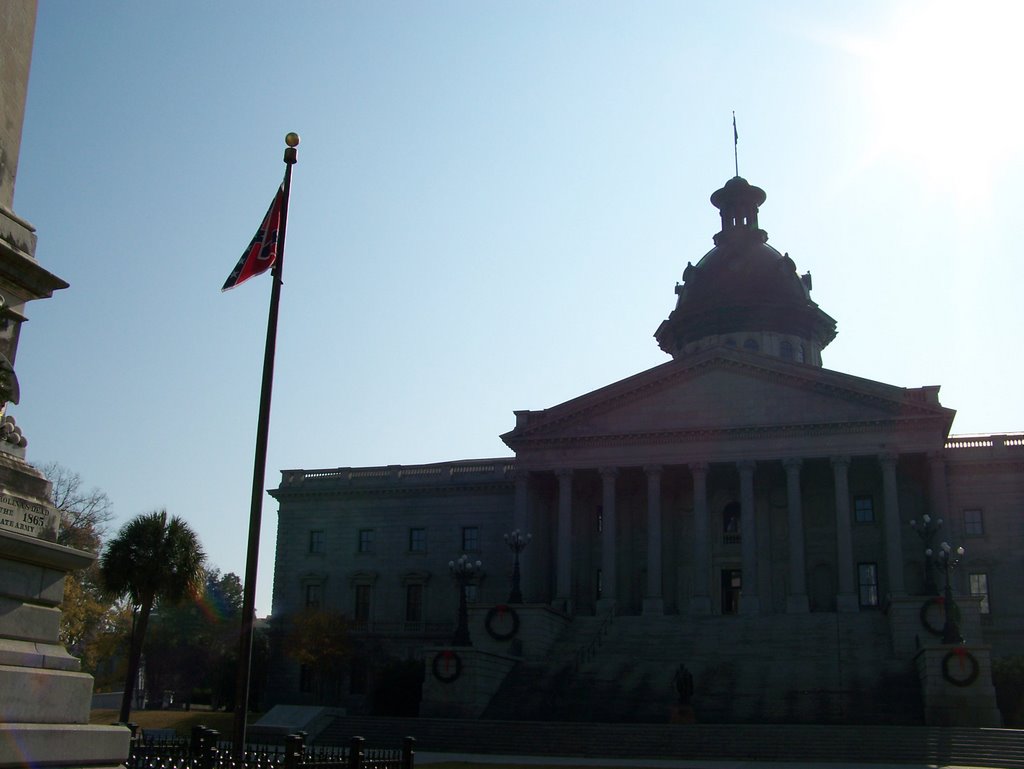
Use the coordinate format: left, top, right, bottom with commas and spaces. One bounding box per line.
268, 177, 1021, 723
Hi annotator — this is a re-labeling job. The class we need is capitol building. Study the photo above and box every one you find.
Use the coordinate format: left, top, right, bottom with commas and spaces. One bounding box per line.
267, 175, 1020, 724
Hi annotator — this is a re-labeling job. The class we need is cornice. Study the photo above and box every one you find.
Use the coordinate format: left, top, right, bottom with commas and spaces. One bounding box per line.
273, 478, 515, 501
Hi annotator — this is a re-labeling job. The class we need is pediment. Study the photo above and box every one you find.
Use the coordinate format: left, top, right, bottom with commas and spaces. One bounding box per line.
502, 348, 953, 449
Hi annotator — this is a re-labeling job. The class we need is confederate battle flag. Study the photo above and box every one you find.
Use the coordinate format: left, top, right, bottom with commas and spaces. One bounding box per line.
221, 184, 284, 291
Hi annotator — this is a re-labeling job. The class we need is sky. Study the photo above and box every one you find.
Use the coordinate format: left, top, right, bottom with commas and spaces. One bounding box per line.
12, 0, 1024, 617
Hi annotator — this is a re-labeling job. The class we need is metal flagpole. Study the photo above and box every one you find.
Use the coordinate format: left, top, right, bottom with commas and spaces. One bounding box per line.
232, 132, 299, 757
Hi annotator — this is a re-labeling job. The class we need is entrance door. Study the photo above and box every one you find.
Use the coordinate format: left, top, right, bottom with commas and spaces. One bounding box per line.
721, 569, 741, 614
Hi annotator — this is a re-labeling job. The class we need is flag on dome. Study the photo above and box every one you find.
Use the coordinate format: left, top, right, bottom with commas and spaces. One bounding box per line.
222, 184, 284, 291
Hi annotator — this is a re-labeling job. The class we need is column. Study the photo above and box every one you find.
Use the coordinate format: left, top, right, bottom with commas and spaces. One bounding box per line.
643, 465, 664, 615
597, 467, 618, 613
555, 469, 573, 613
689, 462, 711, 615
738, 460, 759, 614
784, 458, 809, 613
880, 453, 906, 598
927, 452, 949, 524
831, 456, 858, 612
513, 469, 531, 603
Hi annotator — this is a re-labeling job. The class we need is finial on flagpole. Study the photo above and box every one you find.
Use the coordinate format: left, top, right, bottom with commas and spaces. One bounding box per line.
284, 132, 300, 164
732, 112, 739, 177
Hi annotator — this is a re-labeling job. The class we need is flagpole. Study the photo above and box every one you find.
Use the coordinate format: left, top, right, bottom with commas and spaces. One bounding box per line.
232, 132, 299, 757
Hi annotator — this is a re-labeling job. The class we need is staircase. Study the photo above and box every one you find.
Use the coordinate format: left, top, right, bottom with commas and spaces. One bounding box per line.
484, 612, 921, 724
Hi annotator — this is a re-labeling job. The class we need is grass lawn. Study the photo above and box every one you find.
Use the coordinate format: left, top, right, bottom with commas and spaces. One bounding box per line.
89, 708, 243, 738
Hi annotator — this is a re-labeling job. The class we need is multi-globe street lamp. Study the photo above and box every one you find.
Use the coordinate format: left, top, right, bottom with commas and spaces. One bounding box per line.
449, 554, 481, 647
926, 540, 965, 645
503, 529, 531, 604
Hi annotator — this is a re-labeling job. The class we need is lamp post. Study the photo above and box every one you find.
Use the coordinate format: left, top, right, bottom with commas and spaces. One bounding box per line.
909, 514, 942, 595
925, 541, 965, 645
503, 529, 531, 604
449, 554, 481, 647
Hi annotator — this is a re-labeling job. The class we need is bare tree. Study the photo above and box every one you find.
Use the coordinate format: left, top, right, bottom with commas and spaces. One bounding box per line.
41, 462, 115, 551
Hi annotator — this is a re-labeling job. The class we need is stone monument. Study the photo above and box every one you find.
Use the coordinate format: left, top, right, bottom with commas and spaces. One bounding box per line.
0, 3, 130, 766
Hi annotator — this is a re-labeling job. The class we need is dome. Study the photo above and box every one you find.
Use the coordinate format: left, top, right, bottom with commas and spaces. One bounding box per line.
654, 177, 837, 364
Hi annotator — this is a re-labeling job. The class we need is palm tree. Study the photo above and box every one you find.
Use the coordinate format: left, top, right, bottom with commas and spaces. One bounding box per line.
99, 510, 205, 723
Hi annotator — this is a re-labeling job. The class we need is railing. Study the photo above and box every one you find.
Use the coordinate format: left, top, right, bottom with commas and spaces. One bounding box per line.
945, 432, 1024, 450
125, 728, 414, 769
573, 610, 615, 671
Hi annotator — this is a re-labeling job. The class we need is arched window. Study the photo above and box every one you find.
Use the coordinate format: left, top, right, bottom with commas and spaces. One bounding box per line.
780, 340, 794, 359
722, 501, 741, 544
743, 338, 759, 352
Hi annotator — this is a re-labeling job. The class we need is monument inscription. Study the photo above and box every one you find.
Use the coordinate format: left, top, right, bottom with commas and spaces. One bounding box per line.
0, 489, 57, 539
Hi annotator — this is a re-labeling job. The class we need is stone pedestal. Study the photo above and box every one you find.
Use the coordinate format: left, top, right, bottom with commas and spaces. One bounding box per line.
467, 603, 569, 662
915, 644, 1001, 727
419, 647, 517, 718
0, 466, 129, 768
886, 594, 984, 659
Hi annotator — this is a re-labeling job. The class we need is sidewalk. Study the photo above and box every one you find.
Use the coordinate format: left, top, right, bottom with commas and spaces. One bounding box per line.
414, 754, 975, 769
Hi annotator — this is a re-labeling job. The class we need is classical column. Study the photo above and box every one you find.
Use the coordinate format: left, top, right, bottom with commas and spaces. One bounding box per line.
513, 469, 531, 602
831, 456, 858, 612
555, 469, 573, 613
597, 467, 618, 613
927, 451, 949, 525
880, 453, 906, 598
784, 458, 809, 613
643, 465, 664, 615
738, 460, 759, 614
689, 462, 712, 615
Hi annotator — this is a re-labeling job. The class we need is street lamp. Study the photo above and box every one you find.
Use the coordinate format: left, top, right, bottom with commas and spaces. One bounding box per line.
449, 554, 481, 647
925, 540, 965, 645
909, 514, 943, 595
503, 529, 531, 604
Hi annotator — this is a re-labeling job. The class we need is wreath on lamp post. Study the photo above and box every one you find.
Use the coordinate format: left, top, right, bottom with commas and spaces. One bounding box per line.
919, 596, 961, 637
484, 604, 520, 641
431, 650, 462, 683
941, 648, 979, 687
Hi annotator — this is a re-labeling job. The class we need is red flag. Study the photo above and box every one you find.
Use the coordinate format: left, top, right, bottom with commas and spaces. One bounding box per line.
222, 185, 284, 291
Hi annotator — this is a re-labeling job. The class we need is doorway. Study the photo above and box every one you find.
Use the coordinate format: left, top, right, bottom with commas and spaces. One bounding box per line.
721, 569, 741, 614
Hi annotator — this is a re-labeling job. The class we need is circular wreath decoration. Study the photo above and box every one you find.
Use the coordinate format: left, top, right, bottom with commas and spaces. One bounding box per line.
484, 604, 520, 641
941, 648, 979, 687
920, 596, 961, 637
431, 650, 462, 683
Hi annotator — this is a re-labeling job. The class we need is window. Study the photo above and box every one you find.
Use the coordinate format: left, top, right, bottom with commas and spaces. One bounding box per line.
743, 338, 759, 352
964, 509, 984, 536
722, 502, 741, 544
305, 583, 322, 609
354, 584, 371, 622
969, 573, 990, 614
858, 563, 879, 607
854, 495, 875, 523
461, 526, 479, 552
357, 529, 374, 553
779, 340, 794, 360
408, 527, 426, 553
309, 530, 324, 554
405, 584, 423, 623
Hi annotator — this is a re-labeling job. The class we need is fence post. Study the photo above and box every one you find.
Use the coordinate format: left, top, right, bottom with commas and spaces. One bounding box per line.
190, 725, 207, 757
202, 728, 220, 769
348, 736, 365, 769
402, 736, 416, 769
284, 733, 304, 769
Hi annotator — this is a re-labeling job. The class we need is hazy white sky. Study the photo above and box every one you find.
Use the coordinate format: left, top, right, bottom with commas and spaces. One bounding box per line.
13, 0, 1024, 615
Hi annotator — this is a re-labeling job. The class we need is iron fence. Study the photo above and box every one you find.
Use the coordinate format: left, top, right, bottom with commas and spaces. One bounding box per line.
125, 727, 414, 769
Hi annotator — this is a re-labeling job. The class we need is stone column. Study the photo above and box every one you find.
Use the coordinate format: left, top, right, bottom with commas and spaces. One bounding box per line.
927, 452, 949, 524
831, 456, 859, 612
689, 462, 711, 615
597, 467, 618, 613
513, 469, 531, 602
784, 458, 809, 613
738, 460, 759, 614
880, 453, 906, 598
555, 469, 573, 613
643, 465, 664, 615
